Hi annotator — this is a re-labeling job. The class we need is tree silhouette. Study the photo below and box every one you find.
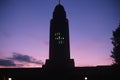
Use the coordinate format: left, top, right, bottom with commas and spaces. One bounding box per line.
111, 23, 120, 65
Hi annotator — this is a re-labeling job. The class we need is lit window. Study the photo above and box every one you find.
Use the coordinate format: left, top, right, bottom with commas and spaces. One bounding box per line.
58, 36, 60, 39
60, 41, 62, 44
8, 78, 12, 80
60, 41, 63, 44
84, 77, 87, 80
55, 32, 61, 36
58, 33, 60, 35
55, 33, 56, 36
58, 41, 60, 44
58, 41, 62, 44
54, 32, 64, 44
58, 40, 64, 44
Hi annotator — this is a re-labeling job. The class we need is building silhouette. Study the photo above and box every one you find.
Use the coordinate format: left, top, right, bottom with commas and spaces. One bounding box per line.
0, 3, 120, 80
43, 3, 74, 69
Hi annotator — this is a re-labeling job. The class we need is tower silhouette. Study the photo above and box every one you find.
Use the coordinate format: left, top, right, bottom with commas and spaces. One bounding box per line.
43, 3, 74, 69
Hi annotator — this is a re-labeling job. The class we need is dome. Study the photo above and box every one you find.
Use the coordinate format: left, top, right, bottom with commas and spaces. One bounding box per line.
53, 4, 66, 19
54, 4, 65, 12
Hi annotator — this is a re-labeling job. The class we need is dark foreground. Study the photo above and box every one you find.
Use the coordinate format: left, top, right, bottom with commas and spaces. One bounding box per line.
0, 65, 120, 80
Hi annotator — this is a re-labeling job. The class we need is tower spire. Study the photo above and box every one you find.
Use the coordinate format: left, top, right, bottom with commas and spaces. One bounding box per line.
119, 20, 120, 26
59, 0, 60, 4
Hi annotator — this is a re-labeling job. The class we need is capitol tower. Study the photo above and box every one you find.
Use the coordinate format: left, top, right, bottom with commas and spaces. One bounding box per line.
43, 3, 75, 69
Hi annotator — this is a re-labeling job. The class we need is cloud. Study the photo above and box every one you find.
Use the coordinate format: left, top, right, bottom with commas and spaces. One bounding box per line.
0, 52, 44, 67
0, 59, 16, 66
9, 52, 44, 65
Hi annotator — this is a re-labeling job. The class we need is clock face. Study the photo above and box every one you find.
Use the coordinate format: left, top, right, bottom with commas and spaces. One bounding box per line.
54, 32, 64, 44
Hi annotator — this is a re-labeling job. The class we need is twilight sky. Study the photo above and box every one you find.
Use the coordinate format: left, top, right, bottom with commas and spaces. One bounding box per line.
0, 0, 120, 68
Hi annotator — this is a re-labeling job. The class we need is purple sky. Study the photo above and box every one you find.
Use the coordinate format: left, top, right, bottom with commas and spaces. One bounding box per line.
0, 0, 120, 68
